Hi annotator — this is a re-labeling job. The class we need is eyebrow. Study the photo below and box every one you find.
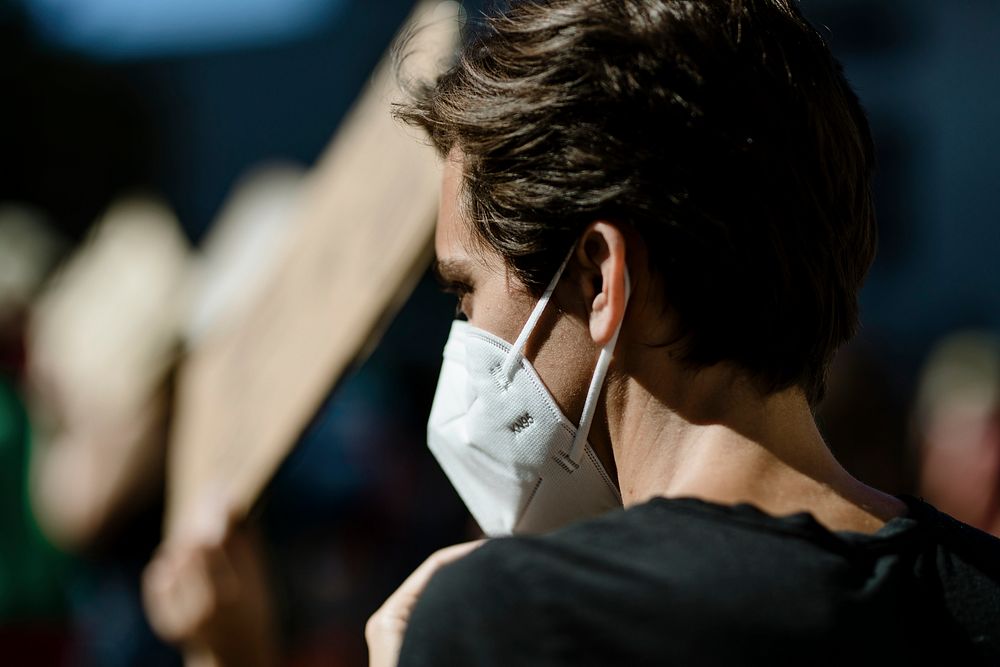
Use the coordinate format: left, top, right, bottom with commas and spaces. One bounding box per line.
431, 257, 476, 286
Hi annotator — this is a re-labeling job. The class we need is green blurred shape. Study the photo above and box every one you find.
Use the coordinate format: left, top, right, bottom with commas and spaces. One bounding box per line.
0, 375, 69, 620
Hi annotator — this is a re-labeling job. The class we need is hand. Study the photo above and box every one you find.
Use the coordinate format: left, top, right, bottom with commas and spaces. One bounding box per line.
142, 501, 278, 667
366, 541, 485, 667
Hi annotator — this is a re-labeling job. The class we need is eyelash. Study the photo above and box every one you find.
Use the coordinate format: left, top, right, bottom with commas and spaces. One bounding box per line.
442, 282, 473, 318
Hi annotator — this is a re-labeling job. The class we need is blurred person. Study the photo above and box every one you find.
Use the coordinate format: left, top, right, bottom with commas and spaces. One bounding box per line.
914, 331, 1000, 537
364, 1, 1000, 665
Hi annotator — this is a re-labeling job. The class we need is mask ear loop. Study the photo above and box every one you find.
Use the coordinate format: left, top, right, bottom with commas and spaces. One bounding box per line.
568, 267, 631, 464
499, 247, 576, 382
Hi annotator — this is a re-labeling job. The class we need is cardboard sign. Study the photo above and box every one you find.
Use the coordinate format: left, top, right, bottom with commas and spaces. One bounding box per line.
165, 1, 458, 536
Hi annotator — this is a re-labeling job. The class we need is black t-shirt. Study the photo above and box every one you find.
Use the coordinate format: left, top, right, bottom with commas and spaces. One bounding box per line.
399, 496, 1000, 666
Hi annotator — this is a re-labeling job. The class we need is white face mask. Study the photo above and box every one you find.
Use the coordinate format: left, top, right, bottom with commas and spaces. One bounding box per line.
427, 250, 630, 535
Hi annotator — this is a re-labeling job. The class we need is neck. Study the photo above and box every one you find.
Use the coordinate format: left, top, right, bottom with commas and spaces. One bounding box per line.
603, 363, 905, 534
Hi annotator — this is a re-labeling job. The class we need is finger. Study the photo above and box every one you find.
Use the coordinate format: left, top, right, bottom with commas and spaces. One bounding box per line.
387, 540, 485, 608
143, 555, 176, 638
144, 549, 196, 642
168, 548, 220, 642
366, 541, 484, 667
146, 515, 244, 627
168, 551, 202, 638
372, 540, 486, 632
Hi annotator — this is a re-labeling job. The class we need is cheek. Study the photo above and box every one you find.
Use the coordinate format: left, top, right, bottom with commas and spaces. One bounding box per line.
525, 305, 597, 423
466, 263, 596, 424
469, 274, 533, 344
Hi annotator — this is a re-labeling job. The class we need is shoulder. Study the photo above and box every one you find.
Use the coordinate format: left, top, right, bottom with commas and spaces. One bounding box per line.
398, 499, 824, 666
406, 498, 764, 609
408, 495, 851, 608
398, 536, 555, 667
902, 497, 1000, 642
905, 496, 1000, 571
399, 497, 1000, 665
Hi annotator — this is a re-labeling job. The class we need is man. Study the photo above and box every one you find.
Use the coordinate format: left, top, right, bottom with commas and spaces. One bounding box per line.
366, 0, 1000, 664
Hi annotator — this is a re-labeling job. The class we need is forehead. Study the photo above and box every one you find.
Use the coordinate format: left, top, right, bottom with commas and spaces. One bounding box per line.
434, 154, 468, 263
432, 154, 536, 336
434, 152, 515, 288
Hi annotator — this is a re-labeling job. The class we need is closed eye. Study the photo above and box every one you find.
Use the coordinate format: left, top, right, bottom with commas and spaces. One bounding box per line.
442, 282, 472, 319
432, 259, 475, 319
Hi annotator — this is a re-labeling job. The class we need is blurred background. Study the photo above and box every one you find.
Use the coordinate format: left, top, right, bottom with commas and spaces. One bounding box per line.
1, 0, 998, 665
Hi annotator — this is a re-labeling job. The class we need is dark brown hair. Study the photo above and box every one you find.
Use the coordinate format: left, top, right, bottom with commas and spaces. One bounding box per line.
397, 0, 877, 405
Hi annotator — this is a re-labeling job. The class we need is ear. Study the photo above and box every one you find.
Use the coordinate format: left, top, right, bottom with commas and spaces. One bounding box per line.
575, 222, 628, 347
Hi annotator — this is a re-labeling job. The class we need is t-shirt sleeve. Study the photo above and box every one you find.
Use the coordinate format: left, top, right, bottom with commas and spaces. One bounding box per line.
397, 541, 549, 667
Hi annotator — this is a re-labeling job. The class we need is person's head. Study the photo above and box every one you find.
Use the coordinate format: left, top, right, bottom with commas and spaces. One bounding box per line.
403, 0, 876, 417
